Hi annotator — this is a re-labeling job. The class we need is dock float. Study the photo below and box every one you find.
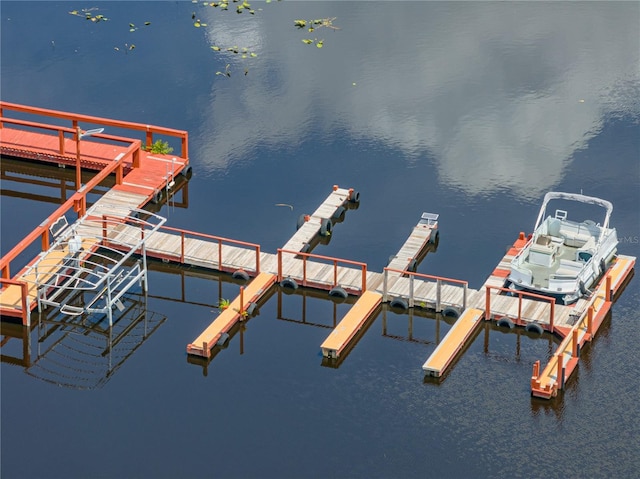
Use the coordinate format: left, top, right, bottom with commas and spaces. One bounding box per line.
186, 272, 277, 357
530, 254, 635, 398
320, 291, 382, 359
422, 308, 484, 377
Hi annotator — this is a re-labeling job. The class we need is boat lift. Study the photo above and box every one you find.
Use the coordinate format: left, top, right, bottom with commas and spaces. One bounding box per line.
22, 202, 166, 326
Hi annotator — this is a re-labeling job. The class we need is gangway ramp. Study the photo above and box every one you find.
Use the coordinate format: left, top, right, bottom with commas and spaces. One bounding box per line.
187, 272, 277, 358
422, 308, 484, 377
282, 186, 357, 253
321, 290, 382, 359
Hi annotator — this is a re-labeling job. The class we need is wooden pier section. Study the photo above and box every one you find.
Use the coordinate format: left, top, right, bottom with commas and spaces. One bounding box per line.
387, 212, 438, 274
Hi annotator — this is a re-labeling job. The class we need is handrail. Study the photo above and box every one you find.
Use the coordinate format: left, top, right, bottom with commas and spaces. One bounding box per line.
159, 225, 261, 273
485, 285, 555, 330
277, 248, 368, 292
1, 101, 188, 158
383, 267, 468, 309
0, 139, 139, 279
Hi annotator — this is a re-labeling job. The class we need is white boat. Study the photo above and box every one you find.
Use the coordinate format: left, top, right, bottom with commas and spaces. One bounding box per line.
508, 192, 618, 304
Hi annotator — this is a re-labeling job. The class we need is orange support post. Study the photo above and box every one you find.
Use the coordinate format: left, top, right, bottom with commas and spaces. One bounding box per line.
203, 341, 209, 358
587, 306, 593, 337
361, 264, 367, 292
572, 329, 578, 357
550, 301, 555, 333
302, 255, 307, 287
116, 164, 123, 185
239, 286, 244, 318
255, 245, 260, 273
605, 275, 612, 302
333, 260, 338, 287
41, 229, 49, 252
277, 250, 282, 282
485, 287, 491, 319
180, 231, 185, 263
556, 354, 563, 390
218, 239, 223, 270
531, 360, 540, 380
59, 130, 65, 155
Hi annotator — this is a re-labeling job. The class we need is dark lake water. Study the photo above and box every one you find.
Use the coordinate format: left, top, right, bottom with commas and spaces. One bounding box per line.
1, 2, 639, 478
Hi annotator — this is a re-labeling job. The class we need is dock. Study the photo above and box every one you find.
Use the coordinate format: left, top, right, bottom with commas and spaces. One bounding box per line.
422, 308, 484, 377
387, 212, 439, 274
1, 101, 636, 400
320, 291, 382, 359
530, 254, 635, 398
186, 272, 277, 357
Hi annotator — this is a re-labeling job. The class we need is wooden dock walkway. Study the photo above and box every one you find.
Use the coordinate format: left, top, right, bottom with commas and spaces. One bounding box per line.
282, 186, 358, 253
387, 212, 438, 274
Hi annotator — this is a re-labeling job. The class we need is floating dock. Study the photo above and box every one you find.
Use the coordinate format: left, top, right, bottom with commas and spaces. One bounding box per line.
422, 308, 484, 377
320, 291, 382, 359
1, 102, 636, 400
186, 272, 277, 358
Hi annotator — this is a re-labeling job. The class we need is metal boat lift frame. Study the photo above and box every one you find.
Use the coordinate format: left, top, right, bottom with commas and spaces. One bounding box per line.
24, 203, 166, 326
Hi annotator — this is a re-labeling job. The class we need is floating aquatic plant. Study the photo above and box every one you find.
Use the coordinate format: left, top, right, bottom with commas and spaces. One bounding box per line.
114, 43, 136, 53
129, 21, 151, 32
296, 17, 338, 47
69, 8, 109, 23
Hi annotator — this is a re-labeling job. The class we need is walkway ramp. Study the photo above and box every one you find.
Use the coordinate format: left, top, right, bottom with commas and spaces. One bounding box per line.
321, 290, 382, 359
422, 308, 484, 377
282, 186, 355, 253
186, 272, 277, 357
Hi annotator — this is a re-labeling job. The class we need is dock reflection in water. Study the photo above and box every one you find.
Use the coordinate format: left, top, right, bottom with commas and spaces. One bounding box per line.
1, 291, 165, 390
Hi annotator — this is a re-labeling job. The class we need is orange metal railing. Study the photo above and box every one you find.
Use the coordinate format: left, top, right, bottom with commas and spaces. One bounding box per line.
485, 285, 555, 331
159, 226, 262, 274
277, 249, 368, 293
0, 101, 188, 159
0, 140, 137, 280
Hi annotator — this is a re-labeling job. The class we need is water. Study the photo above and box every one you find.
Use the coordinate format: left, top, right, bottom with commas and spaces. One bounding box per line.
1, 2, 639, 478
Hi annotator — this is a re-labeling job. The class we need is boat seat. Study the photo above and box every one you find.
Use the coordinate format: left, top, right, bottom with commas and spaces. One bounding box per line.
555, 259, 583, 277
558, 222, 593, 247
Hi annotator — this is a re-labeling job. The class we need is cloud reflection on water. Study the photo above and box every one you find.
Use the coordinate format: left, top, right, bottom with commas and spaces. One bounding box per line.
197, 2, 639, 199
